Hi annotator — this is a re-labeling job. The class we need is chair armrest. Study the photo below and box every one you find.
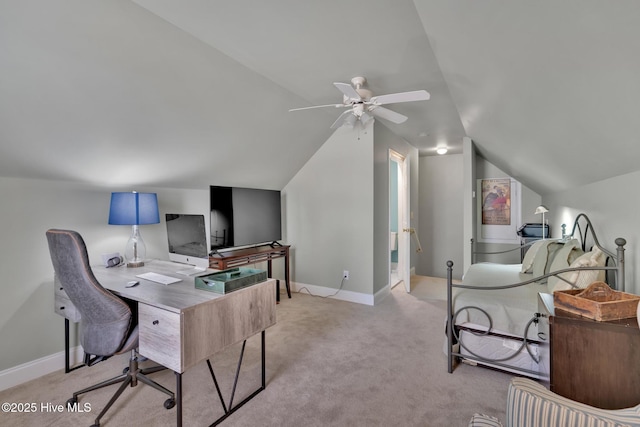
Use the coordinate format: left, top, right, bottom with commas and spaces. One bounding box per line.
506, 378, 640, 427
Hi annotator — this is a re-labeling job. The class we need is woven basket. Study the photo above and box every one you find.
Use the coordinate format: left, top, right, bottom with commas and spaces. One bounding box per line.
553, 281, 640, 321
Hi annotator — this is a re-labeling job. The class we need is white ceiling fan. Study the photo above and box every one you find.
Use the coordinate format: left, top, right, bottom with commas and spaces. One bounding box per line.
289, 76, 430, 129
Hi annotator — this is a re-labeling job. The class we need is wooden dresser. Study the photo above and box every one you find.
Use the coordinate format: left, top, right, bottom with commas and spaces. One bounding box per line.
550, 309, 640, 409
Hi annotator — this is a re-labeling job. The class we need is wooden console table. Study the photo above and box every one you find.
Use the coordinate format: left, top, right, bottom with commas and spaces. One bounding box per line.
209, 244, 291, 301
550, 309, 640, 409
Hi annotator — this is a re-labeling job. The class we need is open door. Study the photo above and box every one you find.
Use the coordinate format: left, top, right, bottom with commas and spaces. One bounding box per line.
389, 150, 411, 293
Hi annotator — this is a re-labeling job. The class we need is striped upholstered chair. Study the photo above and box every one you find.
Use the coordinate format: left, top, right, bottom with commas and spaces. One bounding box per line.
469, 377, 640, 427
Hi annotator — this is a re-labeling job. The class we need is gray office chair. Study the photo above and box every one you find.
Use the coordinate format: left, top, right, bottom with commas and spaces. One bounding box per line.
46, 229, 174, 427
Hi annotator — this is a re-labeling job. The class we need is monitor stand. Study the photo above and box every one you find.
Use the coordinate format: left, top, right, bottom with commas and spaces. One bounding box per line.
176, 266, 207, 276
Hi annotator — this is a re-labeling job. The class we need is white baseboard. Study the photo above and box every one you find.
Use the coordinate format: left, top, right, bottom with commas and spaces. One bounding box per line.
290, 281, 374, 305
0, 346, 84, 392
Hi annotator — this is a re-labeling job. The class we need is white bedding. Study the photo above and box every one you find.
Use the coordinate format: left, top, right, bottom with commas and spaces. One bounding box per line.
453, 262, 547, 339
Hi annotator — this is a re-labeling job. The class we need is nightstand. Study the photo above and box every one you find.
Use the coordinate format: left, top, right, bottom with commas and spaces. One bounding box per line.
550, 307, 640, 409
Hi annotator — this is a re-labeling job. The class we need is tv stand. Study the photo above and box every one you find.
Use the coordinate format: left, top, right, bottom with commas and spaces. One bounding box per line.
209, 244, 291, 302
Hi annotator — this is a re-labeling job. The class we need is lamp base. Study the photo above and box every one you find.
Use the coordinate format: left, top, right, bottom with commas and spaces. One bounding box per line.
126, 261, 145, 268
124, 225, 146, 268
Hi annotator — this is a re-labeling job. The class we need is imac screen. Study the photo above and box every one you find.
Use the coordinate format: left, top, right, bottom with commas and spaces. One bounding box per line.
166, 213, 209, 269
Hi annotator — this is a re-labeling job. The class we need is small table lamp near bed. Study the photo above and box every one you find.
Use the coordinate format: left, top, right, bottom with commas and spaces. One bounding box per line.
535, 205, 549, 239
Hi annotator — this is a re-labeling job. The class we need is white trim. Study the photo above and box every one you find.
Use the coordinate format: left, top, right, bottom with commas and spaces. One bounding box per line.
290, 281, 375, 306
0, 346, 84, 391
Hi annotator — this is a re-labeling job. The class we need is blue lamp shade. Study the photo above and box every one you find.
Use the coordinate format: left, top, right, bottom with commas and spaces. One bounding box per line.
108, 192, 160, 225
108, 192, 159, 267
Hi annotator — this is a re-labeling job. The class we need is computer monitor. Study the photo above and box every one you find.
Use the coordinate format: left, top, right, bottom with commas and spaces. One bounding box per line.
165, 213, 210, 275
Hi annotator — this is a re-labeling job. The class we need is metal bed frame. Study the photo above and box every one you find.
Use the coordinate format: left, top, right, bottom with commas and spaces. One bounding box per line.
445, 213, 627, 377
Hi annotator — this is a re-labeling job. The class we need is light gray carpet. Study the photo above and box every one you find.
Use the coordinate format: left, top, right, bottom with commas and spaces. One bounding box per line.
0, 276, 512, 426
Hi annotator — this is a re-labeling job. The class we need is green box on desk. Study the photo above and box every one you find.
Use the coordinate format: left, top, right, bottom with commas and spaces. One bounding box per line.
195, 268, 267, 294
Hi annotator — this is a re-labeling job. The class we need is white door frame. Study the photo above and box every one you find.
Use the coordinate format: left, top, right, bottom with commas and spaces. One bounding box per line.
389, 149, 411, 293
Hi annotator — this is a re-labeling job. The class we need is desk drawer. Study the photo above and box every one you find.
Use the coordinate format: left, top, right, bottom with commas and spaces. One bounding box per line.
139, 304, 182, 372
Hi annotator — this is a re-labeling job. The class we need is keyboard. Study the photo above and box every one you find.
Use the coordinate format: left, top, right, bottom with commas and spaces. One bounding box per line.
136, 272, 182, 285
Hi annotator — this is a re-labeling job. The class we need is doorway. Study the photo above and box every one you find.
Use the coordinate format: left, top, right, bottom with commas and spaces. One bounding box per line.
389, 150, 410, 293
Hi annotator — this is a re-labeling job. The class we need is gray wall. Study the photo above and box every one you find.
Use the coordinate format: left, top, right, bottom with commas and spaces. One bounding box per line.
543, 169, 640, 295
282, 121, 419, 299
417, 154, 464, 279
283, 124, 375, 296
0, 176, 209, 372
416, 148, 543, 279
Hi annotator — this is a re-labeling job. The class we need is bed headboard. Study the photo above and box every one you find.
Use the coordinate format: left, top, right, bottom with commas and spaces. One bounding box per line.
566, 213, 626, 291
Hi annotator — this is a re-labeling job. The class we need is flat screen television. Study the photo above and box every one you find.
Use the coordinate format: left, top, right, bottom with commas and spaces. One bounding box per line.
210, 186, 282, 251
165, 213, 210, 274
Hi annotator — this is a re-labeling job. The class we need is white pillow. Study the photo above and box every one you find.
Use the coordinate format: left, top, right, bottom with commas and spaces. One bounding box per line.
521, 239, 550, 273
550, 247, 606, 292
532, 241, 562, 279
546, 240, 584, 292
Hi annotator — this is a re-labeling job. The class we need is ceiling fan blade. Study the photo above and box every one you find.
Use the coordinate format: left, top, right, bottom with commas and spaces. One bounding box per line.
360, 111, 374, 126
289, 103, 346, 112
369, 90, 430, 105
333, 82, 362, 101
343, 114, 357, 128
369, 106, 408, 124
330, 109, 355, 129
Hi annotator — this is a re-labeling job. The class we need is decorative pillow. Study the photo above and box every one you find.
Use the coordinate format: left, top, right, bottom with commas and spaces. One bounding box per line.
532, 241, 563, 279
521, 239, 549, 273
546, 240, 584, 291
550, 247, 606, 292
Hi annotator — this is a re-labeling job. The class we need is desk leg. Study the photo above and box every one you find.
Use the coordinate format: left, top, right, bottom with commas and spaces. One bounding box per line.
207, 331, 266, 427
65, 318, 70, 373
64, 319, 84, 373
175, 372, 182, 427
284, 251, 291, 298
268, 260, 279, 303
261, 330, 266, 388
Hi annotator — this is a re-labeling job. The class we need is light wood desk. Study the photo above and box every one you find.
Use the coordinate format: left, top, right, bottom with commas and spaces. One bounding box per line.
89, 260, 276, 426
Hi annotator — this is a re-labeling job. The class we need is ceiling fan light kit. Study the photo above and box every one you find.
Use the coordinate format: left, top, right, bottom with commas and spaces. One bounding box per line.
289, 76, 430, 130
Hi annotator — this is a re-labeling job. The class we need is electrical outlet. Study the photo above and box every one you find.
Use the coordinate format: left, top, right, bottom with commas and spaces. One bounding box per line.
343, 270, 349, 280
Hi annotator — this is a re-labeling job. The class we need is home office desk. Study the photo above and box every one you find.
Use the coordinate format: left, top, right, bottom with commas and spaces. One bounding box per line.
88, 260, 276, 426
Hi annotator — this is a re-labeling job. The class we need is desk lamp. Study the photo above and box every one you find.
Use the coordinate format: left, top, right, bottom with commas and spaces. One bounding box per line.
535, 205, 549, 239
108, 192, 159, 267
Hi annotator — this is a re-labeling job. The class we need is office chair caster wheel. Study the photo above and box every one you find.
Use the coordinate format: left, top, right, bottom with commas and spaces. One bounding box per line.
122, 367, 129, 374
66, 397, 77, 408
164, 398, 175, 409
90, 423, 100, 427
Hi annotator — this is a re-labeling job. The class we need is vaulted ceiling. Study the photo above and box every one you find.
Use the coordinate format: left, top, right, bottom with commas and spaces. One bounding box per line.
1, 1, 639, 195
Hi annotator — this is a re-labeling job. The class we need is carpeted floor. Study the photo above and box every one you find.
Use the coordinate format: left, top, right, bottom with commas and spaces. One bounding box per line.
0, 276, 512, 427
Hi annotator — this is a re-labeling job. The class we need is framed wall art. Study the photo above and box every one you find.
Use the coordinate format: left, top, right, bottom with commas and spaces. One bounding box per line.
477, 177, 522, 244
